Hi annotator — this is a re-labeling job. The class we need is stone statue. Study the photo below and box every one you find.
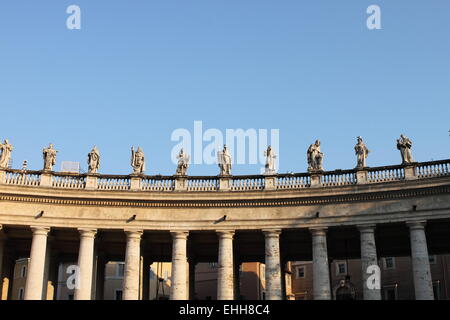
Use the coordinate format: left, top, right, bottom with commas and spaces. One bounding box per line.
43, 144, 57, 171
264, 145, 277, 175
397, 134, 414, 164
131, 146, 145, 174
87, 146, 100, 174
354, 136, 370, 169
307, 140, 324, 172
0, 139, 13, 169
175, 148, 190, 176
217, 145, 232, 176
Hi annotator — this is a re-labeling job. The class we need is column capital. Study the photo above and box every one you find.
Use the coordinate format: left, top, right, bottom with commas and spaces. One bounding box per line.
357, 224, 376, 233
406, 220, 427, 230
262, 229, 281, 237
217, 230, 235, 239
30, 226, 50, 236
310, 227, 328, 236
170, 231, 189, 240
78, 228, 97, 238
124, 229, 143, 239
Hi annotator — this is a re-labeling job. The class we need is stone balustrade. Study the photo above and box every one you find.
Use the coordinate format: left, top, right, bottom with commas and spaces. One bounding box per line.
0, 159, 449, 192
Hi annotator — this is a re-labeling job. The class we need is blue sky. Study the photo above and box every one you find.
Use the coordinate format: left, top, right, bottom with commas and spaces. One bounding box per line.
0, 1, 449, 175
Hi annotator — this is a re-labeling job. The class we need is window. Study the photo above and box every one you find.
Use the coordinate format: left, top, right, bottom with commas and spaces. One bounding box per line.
433, 281, 440, 300
383, 257, 396, 270
115, 289, 123, 300
116, 263, 125, 277
382, 285, 398, 300
336, 262, 347, 276
296, 266, 306, 278
429, 255, 437, 265
21, 266, 27, 278
18, 288, 24, 300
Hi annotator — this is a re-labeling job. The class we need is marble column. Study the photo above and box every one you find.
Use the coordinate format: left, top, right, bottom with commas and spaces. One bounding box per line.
24, 226, 50, 300
217, 231, 234, 300
407, 221, 434, 300
310, 227, 331, 300
74, 229, 97, 300
123, 230, 143, 300
263, 229, 282, 300
358, 224, 381, 300
170, 231, 188, 300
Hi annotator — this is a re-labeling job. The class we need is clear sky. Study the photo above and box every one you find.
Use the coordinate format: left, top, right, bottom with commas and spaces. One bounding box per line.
0, 1, 449, 176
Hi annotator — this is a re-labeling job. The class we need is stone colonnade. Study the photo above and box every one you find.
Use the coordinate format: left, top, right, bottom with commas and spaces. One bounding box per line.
0, 221, 435, 300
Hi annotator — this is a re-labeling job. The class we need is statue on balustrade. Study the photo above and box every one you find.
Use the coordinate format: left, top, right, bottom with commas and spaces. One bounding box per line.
175, 148, 190, 176
0, 139, 13, 169
397, 134, 414, 164
264, 145, 277, 175
307, 140, 324, 172
43, 144, 57, 171
87, 146, 100, 174
131, 146, 145, 174
217, 145, 232, 176
354, 136, 370, 169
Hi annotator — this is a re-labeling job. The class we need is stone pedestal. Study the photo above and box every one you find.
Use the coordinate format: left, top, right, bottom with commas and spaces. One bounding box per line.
170, 231, 188, 300
25, 226, 50, 300
404, 165, 417, 180
75, 229, 97, 300
264, 176, 276, 191
85, 175, 98, 190
123, 230, 143, 300
174, 176, 187, 191
310, 228, 331, 300
263, 229, 282, 300
217, 231, 234, 300
40, 172, 52, 187
219, 177, 231, 191
0, 169, 5, 184
130, 176, 142, 191
356, 170, 368, 184
358, 224, 381, 300
310, 173, 322, 188
407, 221, 434, 300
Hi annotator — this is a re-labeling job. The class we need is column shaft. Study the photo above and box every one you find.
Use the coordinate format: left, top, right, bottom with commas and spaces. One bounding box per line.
408, 221, 434, 300
75, 229, 97, 300
358, 225, 381, 300
170, 231, 188, 300
311, 228, 331, 300
263, 229, 282, 300
123, 230, 143, 300
24, 226, 50, 300
217, 231, 234, 300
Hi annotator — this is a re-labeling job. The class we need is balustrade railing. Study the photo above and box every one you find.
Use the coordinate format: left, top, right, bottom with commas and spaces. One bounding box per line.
97, 176, 131, 190
52, 174, 86, 189
321, 171, 356, 186
187, 177, 219, 191
141, 176, 174, 191
276, 174, 310, 189
1, 159, 449, 192
367, 166, 405, 183
3, 170, 41, 186
231, 176, 265, 191
416, 160, 450, 178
